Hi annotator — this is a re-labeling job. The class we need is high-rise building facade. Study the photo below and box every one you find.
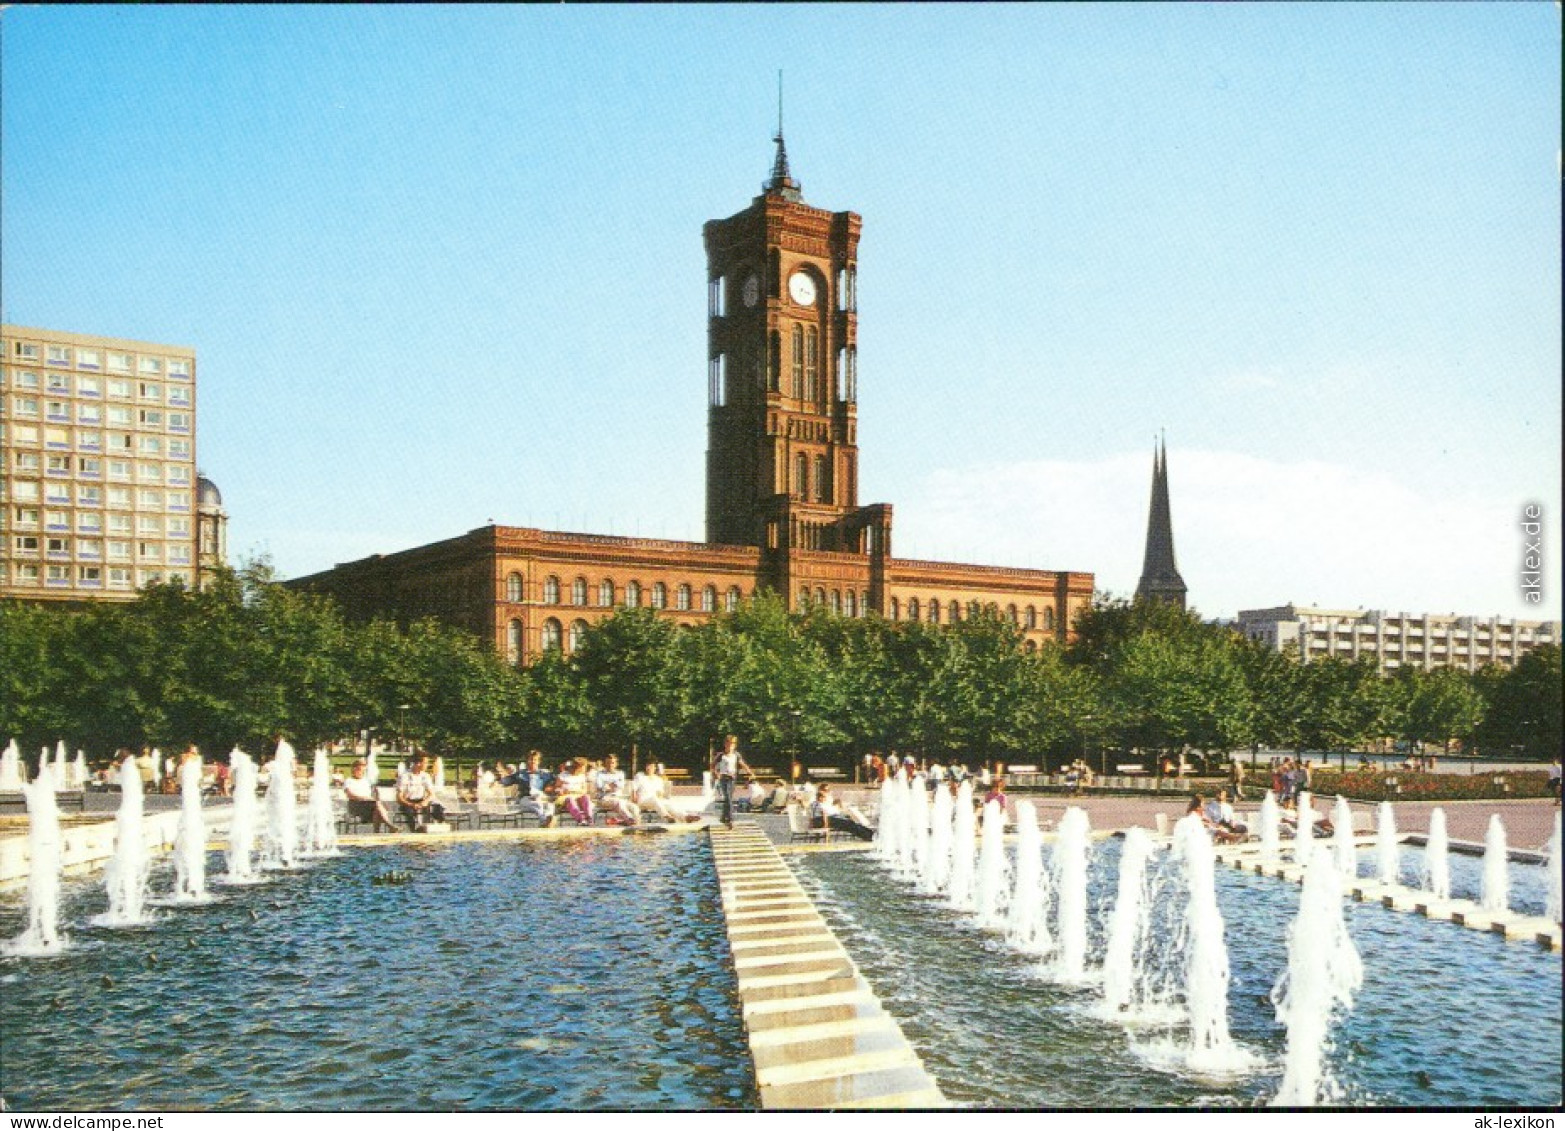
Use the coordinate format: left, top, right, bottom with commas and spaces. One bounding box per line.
1237, 605, 1559, 673
293, 135, 1095, 661
1, 325, 199, 601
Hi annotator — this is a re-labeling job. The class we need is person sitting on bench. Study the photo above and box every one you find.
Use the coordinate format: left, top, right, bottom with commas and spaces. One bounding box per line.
344, 759, 397, 832
396, 753, 446, 832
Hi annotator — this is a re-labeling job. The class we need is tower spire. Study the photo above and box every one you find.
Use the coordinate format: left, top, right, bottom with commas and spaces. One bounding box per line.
1135, 435, 1187, 609
764, 70, 802, 200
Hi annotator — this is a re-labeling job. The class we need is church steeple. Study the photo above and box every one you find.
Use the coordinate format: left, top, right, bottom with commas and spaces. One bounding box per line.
1135, 436, 1187, 609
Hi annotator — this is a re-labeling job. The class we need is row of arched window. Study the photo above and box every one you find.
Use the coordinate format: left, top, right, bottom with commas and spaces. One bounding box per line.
885, 597, 1057, 631
506, 572, 745, 614
505, 617, 591, 664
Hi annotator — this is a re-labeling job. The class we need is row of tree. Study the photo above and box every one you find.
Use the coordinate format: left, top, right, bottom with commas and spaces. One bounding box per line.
1, 565, 1559, 771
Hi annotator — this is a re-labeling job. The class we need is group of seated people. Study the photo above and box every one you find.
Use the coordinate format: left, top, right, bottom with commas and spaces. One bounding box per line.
1062, 759, 1095, 794
1277, 793, 1335, 839
340, 754, 441, 833
1186, 789, 1249, 844
478, 752, 702, 828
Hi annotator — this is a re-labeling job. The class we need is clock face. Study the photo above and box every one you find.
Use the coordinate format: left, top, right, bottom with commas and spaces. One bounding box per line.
788, 271, 817, 306
742, 275, 760, 308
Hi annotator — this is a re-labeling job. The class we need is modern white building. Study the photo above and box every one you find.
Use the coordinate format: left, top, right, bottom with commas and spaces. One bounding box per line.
2, 325, 199, 601
1237, 605, 1560, 673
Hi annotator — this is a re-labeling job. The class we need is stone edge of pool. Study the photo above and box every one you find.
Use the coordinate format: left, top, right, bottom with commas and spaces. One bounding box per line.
709, 819, 950, 1110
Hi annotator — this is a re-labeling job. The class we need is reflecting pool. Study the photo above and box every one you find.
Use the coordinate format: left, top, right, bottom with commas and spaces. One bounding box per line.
793, 840, 1562, 1108
1, 837, 754, 1111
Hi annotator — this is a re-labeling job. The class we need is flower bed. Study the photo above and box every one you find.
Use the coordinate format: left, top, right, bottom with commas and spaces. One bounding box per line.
1307, 769, 1552, 803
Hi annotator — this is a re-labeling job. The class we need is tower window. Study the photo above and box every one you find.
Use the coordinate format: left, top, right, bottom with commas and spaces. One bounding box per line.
709, 275, 725, 318
791, 325, 804, 399
768, 333, 781, 392
804, 327, 819, 402
813, 454, 828, 503
795, 453, 808, 499
709, 354, 725, 407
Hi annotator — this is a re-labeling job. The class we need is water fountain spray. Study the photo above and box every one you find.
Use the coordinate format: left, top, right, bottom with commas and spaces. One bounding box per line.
98, 758, 152, 925
1271, 854, 1363, 1106
1480, 813, 1509, 913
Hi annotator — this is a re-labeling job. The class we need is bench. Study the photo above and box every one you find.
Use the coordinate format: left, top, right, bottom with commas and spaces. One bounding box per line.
0, 790, 86, 813
1006, 764, 1039, 775
806, 767, 845, 781
786, 804, 831, 843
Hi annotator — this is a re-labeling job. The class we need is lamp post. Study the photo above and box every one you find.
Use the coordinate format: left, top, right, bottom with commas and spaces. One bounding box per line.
398, 704, 410, 752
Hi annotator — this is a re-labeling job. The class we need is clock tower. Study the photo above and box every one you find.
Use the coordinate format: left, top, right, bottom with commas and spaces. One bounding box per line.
705, 130, 888, 593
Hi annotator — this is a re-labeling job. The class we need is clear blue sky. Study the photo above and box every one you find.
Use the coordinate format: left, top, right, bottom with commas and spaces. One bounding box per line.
4, 4, 1559, 620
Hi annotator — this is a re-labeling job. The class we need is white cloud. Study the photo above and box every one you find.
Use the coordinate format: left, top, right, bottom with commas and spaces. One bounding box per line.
892, 450, 1563, 621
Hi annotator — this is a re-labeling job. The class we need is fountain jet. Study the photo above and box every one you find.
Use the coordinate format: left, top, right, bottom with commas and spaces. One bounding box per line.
1375, 802, 1399, 886
2, 769, 66, 955
1480, 814, 1509, 913
172, 753, 208, 901
98, 758, 152, 925
1271, 854, 1363, 1106
1004, 800, 1053, 955
1424, 807, 1450, 901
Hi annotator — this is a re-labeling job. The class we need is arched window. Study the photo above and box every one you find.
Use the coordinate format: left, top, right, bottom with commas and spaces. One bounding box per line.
650, 582, 667, 609
1043, 607, 1056, 631
702, 585, 716, 612
568, 619, 589, 653
726, 586, 742, 612
506, 619, 522, 665
968, 600, 981, 619
1025, 605, 1037, 629
845, 591, 857, 618
625, 580, 641, 608
572, 577, 588, 606
1024, 640, 1038, 655
814, 587, 826, 607
599, 579, 615, 607
795, 452, 808, 499
1006, 604, 1019, 625
949, 600, 961, 622
505, 572, 523, 603
830, 590, 842, 615
929, 599, 940, 624
676, 583, 691, 611
541, 618, 563, 652
889, 596, 900, 621
791, 325, 804, 398
798, 586, 810, 609
813, 454, 828, 503
543, 575, 561, 605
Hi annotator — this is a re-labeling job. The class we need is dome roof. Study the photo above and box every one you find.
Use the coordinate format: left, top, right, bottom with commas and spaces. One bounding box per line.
196, 474, 223, 508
